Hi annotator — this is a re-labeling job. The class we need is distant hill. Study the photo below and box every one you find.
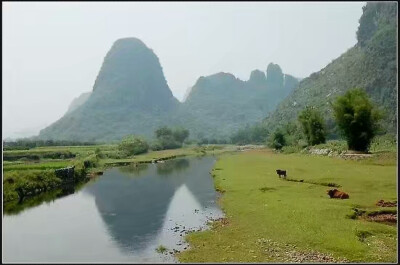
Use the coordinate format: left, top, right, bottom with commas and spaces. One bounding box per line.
264, 2, 397, 136
66, 92, 91, 114
179, 66, 298, 139
39, 38, 180, 142
39, 39, 297, 142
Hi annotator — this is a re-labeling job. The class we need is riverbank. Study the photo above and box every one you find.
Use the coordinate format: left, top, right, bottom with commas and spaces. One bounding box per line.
2, 144, 238, 206
177, 148, 397, 263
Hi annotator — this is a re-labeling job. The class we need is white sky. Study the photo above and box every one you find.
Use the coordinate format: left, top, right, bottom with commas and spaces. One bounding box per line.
2, 1, 365, 139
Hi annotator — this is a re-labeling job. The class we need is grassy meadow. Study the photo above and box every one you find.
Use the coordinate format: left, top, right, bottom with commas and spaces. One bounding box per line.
178, 148, 397, 263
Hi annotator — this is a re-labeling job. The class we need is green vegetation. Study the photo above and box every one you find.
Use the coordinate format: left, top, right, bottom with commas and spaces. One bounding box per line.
2, 144, 236, 207
369, 134, 397, 153
298, 106, 326, 146
267, 129, 287, 150
178, 148, 397, 262
155, 245, 168, 254
37, 36, 298, 142
152, 126, 189, 150
332, 88, 382, 151
3, 139, 97, 150
264, 2, 397, 136
118, 135, 149, 155
180, 65, 298, 140
311, 140, 348, 153
3, 170, 62, 202
230, 123, 269, 145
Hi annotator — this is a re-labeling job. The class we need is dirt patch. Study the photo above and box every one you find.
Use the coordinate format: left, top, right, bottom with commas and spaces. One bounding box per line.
349, 208, 397, 225
256, 238, 348, 263
213, 217, 230, 227
364, 213, 397, 225
340, 153, 373, 160
376, 200, 397, 207
284, 249, 349, 263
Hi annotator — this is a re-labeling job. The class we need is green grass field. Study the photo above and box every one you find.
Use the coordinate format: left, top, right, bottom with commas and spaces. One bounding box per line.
178, 149, 397, 263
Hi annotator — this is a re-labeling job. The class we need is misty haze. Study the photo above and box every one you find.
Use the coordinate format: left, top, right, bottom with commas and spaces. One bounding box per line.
2, 1, 398, 264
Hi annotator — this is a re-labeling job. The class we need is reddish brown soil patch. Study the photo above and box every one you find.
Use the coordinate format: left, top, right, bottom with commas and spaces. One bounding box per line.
365, 213, 397, 224
376, 200, 397, 207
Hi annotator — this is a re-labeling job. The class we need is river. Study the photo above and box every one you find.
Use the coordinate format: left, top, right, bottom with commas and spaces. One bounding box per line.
2, 156, 223, 263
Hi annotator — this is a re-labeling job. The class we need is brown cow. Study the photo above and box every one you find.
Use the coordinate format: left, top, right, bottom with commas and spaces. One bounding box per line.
327, 189, 349, 199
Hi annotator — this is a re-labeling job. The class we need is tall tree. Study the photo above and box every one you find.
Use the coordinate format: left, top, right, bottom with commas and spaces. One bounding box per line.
332, 88, 382, 151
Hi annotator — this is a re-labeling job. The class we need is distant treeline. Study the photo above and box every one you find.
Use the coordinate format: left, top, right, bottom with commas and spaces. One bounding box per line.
3, 139, 98, 150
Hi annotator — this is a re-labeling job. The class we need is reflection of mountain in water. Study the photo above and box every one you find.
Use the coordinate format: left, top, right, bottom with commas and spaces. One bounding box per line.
84, 157, 217, 253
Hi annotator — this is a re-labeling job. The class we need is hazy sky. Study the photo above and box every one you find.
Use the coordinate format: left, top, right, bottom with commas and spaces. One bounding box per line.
3, 1, 365, 139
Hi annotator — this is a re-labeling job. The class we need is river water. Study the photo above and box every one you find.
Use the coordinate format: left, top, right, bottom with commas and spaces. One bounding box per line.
2, 156, 223, 263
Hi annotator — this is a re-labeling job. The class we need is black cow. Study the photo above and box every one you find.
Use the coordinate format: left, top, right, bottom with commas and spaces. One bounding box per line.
276, 169, 287, 178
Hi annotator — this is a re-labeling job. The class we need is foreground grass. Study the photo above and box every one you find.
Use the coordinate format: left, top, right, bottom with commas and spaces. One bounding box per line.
178, 149, 397, 263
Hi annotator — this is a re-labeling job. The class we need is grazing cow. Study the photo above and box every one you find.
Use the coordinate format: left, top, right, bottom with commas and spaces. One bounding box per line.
327, 189, 349, 199
276, 169, 287, 178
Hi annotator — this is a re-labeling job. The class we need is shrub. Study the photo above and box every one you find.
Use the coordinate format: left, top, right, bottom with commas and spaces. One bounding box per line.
298, 106, 326, 146
332, 88, 382, 152
153, 126, 190, 150
268, 129, 287, 150
155, 245, 167, 253
281, 145, 302, 154
118, 135, 149, 156
369, 134, 397, 152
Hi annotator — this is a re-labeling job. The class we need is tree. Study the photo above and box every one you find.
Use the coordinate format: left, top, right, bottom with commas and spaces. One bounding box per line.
268, 129, 286, 150
172, 127, 190, 143
332, 88, 382, 152
153, 126, 190, 150
298, 106, 326, 146
118, 135, 149, 155
155, 127, 173, 138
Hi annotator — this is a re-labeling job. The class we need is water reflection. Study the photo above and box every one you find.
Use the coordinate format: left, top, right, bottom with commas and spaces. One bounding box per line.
3, 156, 223, 262
156, 158, 190, 175
4, 182, 84, 216
84, 157, 221, 255
118, 163, 149, 177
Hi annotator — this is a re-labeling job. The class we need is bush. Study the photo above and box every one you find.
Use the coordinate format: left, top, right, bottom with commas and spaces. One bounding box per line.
230, 124, 269, 145
153, 126, 190, 150
369, 134, 397, 152
150, 141, 163, 151
298, 106, 326, 146
118, 135, 149, 156
3, 170, 62, 202
268, 129, 287, 150
313, 140, 348, 153
332, 88, 382, 152
172, 127, 190, 143
281, 145, 302, 154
